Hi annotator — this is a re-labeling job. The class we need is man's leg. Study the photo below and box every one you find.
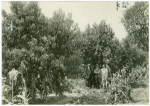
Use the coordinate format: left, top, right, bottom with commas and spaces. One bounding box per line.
102, 80, 104, 89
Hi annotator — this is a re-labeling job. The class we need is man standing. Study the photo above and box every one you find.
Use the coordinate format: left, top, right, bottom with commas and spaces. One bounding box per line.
94, 64, 101, 88
101, 64, 109, 89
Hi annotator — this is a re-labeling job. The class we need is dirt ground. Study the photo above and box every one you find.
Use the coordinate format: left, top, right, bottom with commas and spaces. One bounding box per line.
29, 78, 149, 105
31, 86, 149, 105
125, 87, 149, 105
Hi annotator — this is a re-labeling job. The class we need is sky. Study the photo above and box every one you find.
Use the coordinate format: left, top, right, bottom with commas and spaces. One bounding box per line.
2, 1, 136, 41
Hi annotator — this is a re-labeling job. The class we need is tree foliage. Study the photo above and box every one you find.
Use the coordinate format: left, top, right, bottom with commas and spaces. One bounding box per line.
2, 1, 148, 101
2, 1, 74, 99
81, 21, 115, 69
122, 1, 149, 51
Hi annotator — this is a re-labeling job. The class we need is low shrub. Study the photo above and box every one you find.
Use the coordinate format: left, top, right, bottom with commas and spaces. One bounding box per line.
61, 79, 74, 93
108, 73, 132, 104
128, 66, 148, 88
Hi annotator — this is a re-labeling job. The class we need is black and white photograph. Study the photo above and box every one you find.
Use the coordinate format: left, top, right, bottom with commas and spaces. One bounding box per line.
1, 1, 149, 105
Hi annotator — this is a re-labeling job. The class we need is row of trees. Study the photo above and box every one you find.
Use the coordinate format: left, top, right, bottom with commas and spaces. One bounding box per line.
2, 1, 148, 100
81, 1, 148, 73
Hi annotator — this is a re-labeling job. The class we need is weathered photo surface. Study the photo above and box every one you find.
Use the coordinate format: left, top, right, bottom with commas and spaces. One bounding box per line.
2, 1, 149, 105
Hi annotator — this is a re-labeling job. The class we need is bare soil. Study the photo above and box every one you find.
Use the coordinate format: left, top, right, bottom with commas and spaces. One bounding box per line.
125, 87, 149, 105
30, 87, 149, 105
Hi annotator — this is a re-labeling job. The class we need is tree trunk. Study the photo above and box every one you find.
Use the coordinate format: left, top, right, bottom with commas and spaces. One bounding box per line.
12, 79, 13, 103
22, 77, 27, 98
100, 52, 103, 69
30, 74, 36, 102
